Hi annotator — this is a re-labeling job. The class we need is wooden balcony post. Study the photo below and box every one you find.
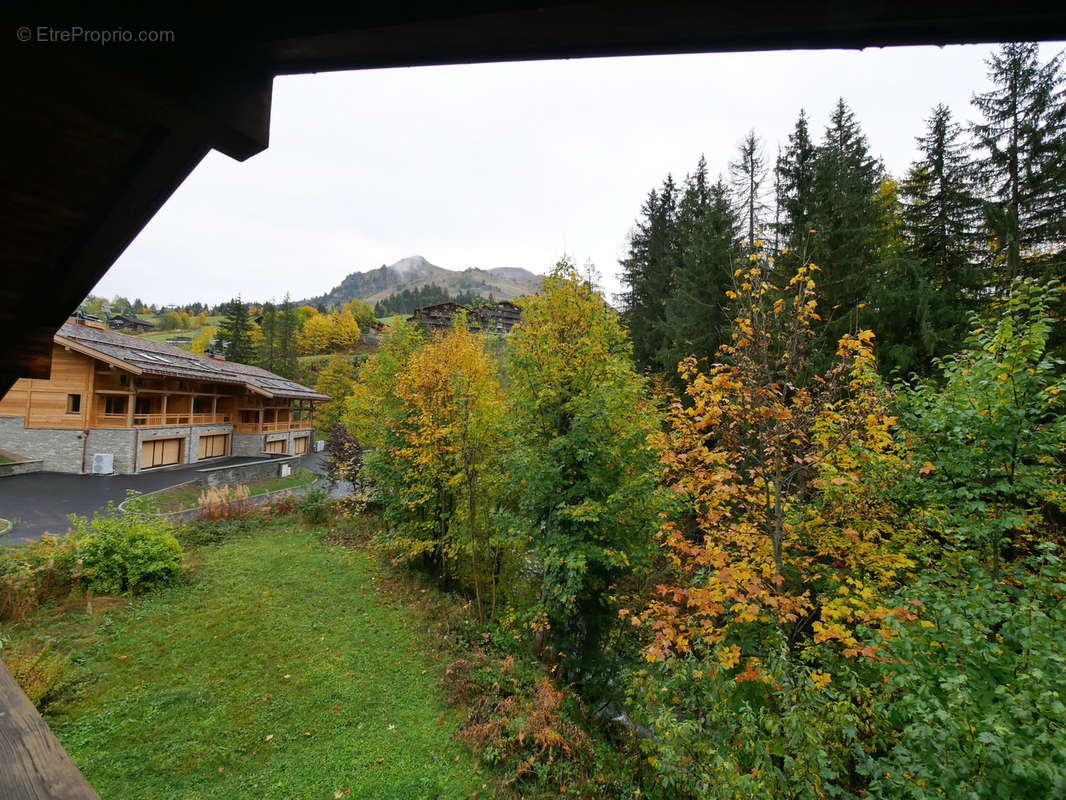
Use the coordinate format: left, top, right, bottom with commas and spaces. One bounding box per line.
212, 395, 218, 422
127, 392, 135, 427
161, 393, 168, 425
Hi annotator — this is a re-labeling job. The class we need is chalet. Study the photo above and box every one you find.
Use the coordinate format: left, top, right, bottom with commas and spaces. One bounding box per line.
408, 300, 522, 335
108, 313, 156, 333
0, 318, 328, 474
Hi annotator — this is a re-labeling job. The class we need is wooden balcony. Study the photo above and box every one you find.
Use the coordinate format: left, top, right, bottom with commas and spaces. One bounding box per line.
94, 413, 233, 429
232, 420, 313, 434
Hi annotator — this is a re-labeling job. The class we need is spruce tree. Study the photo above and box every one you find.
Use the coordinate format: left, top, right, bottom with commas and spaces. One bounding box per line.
808, 99, 889, 347
877, 104, 983, 375
662, 176, 740, 373
775, 110, 818, 273
729, 130, 770, 250
276, 293, 300, 379
971, 42, 1066, 287
258, 301, 278, 371
618, 174, 679, 372
218, 297, 254, 364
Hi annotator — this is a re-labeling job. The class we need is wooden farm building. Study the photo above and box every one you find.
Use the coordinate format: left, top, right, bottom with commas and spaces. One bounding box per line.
0, 318, 327, 474
107, 314, 156, 333
409, 300, 522, 335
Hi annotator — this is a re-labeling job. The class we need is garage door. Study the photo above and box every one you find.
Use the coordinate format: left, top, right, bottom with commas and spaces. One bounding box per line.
293, 435, 309, 455
141, 437, 183, 469
265, 438, 287, 454
198, 433, 229, 460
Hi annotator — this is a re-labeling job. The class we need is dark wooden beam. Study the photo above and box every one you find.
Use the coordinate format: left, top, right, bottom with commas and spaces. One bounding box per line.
0, 129, 211, 394
0, 659, 100, 800
256, 2, 1066, 75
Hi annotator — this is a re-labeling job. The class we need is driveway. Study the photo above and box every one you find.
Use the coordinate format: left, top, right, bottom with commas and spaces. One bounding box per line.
0, 451, 328, 544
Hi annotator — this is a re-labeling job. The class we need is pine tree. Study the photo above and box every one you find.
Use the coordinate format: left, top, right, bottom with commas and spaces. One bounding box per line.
258, 301, 278, 371
730, 130, 770, 250
618, 175, 679, 372
971, 42, 1066, 287
276, 293, 300, 378
218, 297, 254, 364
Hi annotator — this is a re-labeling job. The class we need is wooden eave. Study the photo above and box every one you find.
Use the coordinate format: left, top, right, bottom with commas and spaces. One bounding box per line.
53, 334, 143, 375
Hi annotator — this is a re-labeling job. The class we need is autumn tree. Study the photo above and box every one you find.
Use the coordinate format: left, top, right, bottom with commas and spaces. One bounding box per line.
506, 259, 670, 676
629, 252, 921, 796
328, 309, 361, 352
314, 356, 356, 435
393, 318, 505, 619
300, 312, 333, 355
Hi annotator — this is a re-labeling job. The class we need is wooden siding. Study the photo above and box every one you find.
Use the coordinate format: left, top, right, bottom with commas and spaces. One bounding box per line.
22, 345, 93, 429
0, 380, 29, 417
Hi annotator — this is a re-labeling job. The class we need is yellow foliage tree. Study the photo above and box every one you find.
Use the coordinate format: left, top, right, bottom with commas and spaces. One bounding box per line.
329, 309, 361, 352
392, 317, 504, 619
299, 313, 333, 355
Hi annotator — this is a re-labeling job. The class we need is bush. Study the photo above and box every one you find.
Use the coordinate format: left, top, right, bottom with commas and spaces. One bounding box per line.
297, 485, 329, 525
69, 505, 183, 595
860, 546, 1066, 799
0, 506, 183, 621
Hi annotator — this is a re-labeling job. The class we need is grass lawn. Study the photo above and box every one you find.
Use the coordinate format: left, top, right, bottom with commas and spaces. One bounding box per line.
10, 522, 487, 799
126, 469, 319, 514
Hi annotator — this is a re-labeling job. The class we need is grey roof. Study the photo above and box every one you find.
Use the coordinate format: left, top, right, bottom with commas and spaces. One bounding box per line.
56, 322, 329, 401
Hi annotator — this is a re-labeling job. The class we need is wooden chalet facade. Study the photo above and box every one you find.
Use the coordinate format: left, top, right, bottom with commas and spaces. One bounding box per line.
0, 319, 328, 474
408, 300, 522, 336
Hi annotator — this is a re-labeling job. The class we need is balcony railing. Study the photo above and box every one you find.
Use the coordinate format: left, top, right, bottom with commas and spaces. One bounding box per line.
94, 413, 233, 429
233, 420, 313, 434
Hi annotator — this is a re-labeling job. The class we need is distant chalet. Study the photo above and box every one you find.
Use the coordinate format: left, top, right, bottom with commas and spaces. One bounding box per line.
107, 313, 156, 333
408, 300, 522, 336
0, 318, 328, 474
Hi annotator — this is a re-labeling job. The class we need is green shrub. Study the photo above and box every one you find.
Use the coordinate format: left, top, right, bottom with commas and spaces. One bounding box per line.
860, 546, 1066, 799
69, 505, 183, 595
297, 484, 329, 525
0, 507, 183, 621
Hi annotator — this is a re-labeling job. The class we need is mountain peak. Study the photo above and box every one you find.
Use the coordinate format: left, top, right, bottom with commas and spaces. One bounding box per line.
389, 255, 435, 277
305, 257, 541, 308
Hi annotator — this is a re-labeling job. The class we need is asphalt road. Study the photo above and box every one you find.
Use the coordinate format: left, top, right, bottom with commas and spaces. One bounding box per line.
0, 452, 327, 543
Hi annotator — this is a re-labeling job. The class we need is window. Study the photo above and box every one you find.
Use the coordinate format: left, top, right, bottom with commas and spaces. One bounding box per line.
66, 394, 81, 413
135, 397, 151, 415
240, 409, 258, 424
105, 396, 126, 415
193, 397, 210, 414
119, 374, 128, 386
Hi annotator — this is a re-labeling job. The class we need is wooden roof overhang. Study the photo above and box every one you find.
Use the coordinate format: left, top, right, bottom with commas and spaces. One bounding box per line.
3, 2, 1066, 399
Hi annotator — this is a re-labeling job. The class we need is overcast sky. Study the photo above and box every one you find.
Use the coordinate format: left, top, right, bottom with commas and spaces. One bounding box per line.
92, 42, 1063, 306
